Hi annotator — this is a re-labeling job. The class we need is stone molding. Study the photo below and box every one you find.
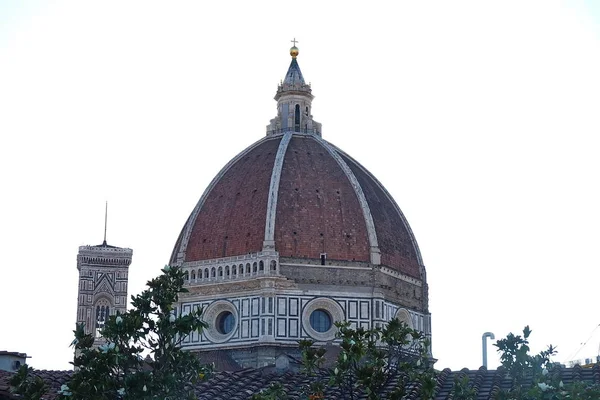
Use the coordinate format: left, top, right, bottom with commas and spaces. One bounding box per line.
280, 262, 371, 271
301, 297, 345, 342
181, 280, 299, 301
377, 265, 423, 287
77, 246, 132, 269
313, 136, 381, 265
328, 144, 425, 269
202, 300, 239, 343
394, 308, 414, 329
263, 132, 293, 250
174, 136, 275, 264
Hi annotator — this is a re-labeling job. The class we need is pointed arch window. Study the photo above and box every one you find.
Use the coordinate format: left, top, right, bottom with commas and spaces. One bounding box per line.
95, 302, 110, 338
294, 104, 301, 132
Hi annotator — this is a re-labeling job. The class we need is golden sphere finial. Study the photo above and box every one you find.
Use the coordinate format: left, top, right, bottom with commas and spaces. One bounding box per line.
290, 38, 299, 58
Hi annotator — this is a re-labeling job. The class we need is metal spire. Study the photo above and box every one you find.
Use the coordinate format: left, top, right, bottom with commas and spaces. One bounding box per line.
103, 201, 108, 246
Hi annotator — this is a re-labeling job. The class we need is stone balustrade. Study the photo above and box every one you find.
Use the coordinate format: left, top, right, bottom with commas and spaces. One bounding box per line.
182, 251, 280, 285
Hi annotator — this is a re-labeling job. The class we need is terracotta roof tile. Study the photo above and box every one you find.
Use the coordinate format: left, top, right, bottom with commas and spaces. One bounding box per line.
4, 365, 600, 399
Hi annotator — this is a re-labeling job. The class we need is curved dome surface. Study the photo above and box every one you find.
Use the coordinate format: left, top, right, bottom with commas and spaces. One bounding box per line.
170, 132, 423, 279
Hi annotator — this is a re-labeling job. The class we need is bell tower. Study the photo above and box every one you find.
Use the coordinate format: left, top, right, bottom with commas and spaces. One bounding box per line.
75, 205, 132, 339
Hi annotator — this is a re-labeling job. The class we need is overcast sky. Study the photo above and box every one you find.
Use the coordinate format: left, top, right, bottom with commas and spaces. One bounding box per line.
1, 1, 599, 371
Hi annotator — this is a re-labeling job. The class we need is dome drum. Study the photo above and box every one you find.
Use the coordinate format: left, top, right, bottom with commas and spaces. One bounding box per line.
177, 291, 430, 352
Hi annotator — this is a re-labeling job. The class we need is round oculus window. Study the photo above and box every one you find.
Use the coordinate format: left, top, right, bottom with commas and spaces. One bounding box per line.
309, 309, 332, 333
216, 311, 235, 334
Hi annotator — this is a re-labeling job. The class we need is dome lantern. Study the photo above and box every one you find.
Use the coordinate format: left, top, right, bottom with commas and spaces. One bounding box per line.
267, 40, 322, 136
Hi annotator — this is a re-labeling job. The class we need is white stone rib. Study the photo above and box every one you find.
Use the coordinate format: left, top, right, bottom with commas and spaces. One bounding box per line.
313, 136, 381, 265
175, 136, 276, 265
263, 132, 293, 249
328, 143, 425, 268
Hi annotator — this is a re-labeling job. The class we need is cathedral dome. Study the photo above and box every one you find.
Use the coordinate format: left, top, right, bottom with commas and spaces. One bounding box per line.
170, 132, 423, 280
169, 46, 430, 364
170, 45, 426, 290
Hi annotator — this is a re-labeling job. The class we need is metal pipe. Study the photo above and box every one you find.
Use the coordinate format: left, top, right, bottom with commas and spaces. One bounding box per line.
482, 332, 495, 368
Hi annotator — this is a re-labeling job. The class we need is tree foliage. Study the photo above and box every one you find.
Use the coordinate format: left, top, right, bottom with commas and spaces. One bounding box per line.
9, 365, 47, 400
494, 326, 600, 400
250, 383, 288, 400
11, 265, 211, 400
298, 319, 435, 400
449, 374, 477, 400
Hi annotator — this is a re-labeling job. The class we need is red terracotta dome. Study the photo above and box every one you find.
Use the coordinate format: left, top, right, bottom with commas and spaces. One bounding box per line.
170, 133, 424, 279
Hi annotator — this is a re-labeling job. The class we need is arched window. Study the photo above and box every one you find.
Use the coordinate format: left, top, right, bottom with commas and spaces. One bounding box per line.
270, 260, 277, 271
232, 266, 237, 276
253, 262, 258, 274
184, 271, 189, 281
204, 269, 209, 279
225, 266, 230, 277
259, 261, 264, 272
218, 267, 223, 277
211, 267, 216, 278
294, 104, 301, 131
191, 270, 196, 280
246, 263, 251, 274
95, 300, 110, 338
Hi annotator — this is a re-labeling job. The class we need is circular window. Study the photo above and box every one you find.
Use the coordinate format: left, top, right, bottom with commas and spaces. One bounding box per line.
203, 300, 238, 343
310, 309, 332, 333
394, 308, 414, 329
302, 298, 344, 341
216, 311, 235, 334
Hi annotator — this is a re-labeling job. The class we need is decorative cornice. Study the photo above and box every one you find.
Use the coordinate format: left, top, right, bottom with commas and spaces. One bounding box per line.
77, 246, 132, 270
377, 265, 423, 287
280, 262, 371, 271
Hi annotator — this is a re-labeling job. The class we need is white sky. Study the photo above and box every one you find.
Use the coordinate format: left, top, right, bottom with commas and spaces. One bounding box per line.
1, 1, 599, 372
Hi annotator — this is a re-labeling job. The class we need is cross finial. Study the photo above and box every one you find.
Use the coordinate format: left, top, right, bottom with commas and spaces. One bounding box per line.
291, 38, 298, 47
